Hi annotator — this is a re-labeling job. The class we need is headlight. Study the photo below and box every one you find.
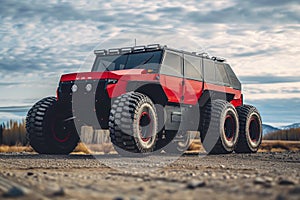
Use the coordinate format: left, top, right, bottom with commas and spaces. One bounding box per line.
85, 83, 92, 92
71, 84, 78, 93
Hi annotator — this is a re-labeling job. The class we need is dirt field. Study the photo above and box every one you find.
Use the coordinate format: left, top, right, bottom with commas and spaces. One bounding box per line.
0, 151, 299, 200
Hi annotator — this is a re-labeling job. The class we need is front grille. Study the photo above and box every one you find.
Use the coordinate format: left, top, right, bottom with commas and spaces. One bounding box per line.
57, 80, 111, 129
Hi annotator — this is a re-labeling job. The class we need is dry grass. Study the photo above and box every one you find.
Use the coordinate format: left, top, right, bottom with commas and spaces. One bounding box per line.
73, 142, 115, 154
0, 145, 34, 153
258, 140, 300, 152
187, 139, 300, 153
188, 140, 204, 152
73, 142, 91, 154
0, 140, 299, 154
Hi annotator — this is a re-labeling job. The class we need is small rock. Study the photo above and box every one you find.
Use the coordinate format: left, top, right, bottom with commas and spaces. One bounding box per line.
187, 180, 206, 189
265, 177, 273, 182
137, 186, 145, 191
278, 179, 296, 186
220, 165, 225, 169
5, 172, 14, 177
27, 172, 34, 176
203, 172, 208, 177
3, 186, 26, 198
254, 177, 266, 185
243, 174, 250, 179
222, 175, 230, 180
52, 188, 65, 196
189, 172, 196, 177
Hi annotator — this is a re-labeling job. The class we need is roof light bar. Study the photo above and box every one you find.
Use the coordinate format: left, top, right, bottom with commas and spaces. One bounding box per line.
108, 48, 120, 55
120, 47, 133, 53
146, 44, 163, 51
133, 45, 146, 52
94, 49, 107, 55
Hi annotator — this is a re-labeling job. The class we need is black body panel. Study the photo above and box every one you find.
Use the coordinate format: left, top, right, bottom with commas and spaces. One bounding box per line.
57, 80, 111, 129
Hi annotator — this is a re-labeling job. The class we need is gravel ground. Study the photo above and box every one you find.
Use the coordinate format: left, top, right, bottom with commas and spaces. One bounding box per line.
0, 151, 299, 200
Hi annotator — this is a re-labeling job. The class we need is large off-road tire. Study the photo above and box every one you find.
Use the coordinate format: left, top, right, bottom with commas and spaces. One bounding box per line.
26, 97, 79, 154
109, 92, 158, 156
200, 100, 239, 154
235, 105, 262, 153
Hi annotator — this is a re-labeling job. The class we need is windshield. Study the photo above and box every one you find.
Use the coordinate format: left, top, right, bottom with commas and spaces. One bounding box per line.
92, 50, 162, 72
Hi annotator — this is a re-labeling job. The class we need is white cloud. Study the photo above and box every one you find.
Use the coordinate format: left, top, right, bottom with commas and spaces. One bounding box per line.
0, 0, 299, 124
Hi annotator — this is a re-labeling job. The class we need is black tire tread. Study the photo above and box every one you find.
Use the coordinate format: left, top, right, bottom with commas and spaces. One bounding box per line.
201, 100, 238, 154
109, 92, 157, 155
26, 97, 78, 154
235, 104, 262, 153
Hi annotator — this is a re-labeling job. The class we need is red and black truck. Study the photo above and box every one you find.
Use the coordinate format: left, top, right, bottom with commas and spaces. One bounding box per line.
26, 44, 262, 155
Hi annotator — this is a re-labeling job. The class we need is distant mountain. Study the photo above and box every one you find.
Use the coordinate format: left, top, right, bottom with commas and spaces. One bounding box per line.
280, 123, 300, 130
262, 124, 280, 135
262, 123, 300, 135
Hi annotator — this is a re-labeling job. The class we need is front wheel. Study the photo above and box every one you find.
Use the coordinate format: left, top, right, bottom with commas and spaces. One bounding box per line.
109, 92, 158, 156
26, 97, 79, 154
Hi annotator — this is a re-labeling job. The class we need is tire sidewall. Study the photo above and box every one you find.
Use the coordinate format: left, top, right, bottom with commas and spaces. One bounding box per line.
219, 105, 239, 152
245, 110, 262, 152
132, 97, 158, 152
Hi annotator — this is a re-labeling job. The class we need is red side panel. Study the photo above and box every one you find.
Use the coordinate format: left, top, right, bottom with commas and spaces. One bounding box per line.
183, 79, 203, 105
160, 75, 183, 103
204, 83, 243, 107
230, 94, 243, 107
106, 80, 127, 98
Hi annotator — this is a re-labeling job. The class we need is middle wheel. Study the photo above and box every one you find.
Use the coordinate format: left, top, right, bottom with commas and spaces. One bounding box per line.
201, 100, 239, 154
109, 92, 158, 155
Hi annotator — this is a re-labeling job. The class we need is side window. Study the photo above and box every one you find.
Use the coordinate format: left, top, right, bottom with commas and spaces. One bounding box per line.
215, 63, 231, 86
160, 51, 183, 77
203, 59, 215, 83
184, 54, 202, 81
224, 64, 241, 90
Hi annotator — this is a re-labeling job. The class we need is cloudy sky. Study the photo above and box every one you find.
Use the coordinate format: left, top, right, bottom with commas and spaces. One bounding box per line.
0, 0, 299, 126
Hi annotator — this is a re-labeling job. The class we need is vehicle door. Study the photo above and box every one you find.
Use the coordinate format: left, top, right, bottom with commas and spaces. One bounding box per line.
159, 50, 184, 103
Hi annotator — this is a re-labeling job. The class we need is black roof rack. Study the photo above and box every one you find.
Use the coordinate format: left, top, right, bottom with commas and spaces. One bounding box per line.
94, 44, 227, 62
94, 44, 165, 55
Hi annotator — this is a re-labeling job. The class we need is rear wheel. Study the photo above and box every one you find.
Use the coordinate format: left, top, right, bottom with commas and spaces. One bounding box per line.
200, 100, 239, 154
109, 92, 158, 156
26, 97, 79, 154
235, 105, 262, 153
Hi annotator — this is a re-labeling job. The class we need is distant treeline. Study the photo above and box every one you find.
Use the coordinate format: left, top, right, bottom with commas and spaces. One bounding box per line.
263, 128, 300, 141
0, 120, 27, 146
0, 119, 299, 146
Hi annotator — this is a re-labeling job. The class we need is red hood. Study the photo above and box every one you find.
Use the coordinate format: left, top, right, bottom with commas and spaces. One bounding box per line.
60, 69, 148, 82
